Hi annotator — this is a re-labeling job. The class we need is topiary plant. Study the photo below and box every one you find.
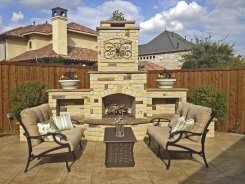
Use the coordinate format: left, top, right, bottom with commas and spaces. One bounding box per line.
187, 85, 227, 127
10, 81, 49, 115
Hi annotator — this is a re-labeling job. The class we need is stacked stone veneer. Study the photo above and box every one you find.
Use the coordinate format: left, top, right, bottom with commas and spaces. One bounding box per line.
97, 21, 139, 71
48, 87, 188, 120
90, 71, 146, 119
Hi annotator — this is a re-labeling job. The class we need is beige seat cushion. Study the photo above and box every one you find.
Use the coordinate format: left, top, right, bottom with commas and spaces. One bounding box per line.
62, 127, 84, 151
32, 126, 84, 156
147, 126, 201, 152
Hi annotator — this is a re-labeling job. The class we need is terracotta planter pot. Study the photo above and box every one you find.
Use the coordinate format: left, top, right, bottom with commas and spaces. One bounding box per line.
59, 80, 80, 89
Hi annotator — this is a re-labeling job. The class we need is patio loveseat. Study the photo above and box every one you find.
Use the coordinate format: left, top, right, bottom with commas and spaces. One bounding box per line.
147, 102, 216, 169
15, 103, 84, 172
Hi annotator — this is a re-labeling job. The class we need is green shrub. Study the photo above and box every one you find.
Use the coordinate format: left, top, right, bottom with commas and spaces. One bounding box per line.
188, 85, 227, 126
10, 81, 49, 115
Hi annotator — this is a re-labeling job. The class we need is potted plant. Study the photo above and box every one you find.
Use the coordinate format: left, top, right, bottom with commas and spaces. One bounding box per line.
156, 70, 176, 88
59, 71, 80, 89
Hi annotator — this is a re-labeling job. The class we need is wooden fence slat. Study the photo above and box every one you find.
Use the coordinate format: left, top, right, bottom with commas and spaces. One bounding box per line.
2, 65, 10, 131
0, 65, 3, 132
237, 69, 245, 133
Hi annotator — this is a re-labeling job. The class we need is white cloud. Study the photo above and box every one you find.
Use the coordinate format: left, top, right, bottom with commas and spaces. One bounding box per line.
11, 11, 24, 23
139, 1, 206, 40
203, 9, 245, 35
68, 0, 142, 30
138, 0, 245, 55
168, 1, 205, 21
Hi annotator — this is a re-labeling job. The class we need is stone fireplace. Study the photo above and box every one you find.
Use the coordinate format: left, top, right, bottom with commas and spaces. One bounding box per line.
47, 19, 188, 141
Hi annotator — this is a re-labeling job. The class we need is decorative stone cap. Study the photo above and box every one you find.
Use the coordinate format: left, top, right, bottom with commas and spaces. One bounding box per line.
97, 20, 139, 30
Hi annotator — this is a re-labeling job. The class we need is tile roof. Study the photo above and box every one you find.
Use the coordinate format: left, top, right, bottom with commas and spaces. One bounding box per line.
9, 44, 97, 63
67, 22, 97, 35
0, 22, 97, 38
139, 61, 165, 71
139, 30, 193, 55
0, 23, 52, 38
67, 46, 97, 62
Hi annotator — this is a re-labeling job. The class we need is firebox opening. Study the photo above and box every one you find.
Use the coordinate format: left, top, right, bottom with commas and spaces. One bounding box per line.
102, 93, 135, 118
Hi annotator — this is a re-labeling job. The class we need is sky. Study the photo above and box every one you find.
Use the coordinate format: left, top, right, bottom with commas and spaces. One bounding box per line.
0, 0, 245, 55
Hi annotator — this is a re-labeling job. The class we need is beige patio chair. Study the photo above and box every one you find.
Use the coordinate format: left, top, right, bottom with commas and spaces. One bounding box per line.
147, 102, 216, 169
15, 104, 84, 172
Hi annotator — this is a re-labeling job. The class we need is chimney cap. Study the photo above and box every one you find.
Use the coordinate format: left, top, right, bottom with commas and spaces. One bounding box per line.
51, 7, 68, 18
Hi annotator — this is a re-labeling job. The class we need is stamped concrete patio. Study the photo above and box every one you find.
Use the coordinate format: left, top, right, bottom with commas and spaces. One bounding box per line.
0, 132, 244, 184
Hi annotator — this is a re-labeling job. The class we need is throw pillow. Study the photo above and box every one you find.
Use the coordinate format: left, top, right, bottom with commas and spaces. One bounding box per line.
170, 117, 195, 140
171, 116, 186, 134
182, 119, 195, 131
49, 118, 62, 134
168, 114, 180, 128
37, 122, 56, 142
52, 113, 73, 131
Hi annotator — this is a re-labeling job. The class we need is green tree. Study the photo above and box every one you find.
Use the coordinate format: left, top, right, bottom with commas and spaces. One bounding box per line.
182, 36, 245, 69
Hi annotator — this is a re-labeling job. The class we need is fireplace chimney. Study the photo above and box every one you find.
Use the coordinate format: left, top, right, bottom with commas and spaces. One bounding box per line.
51, 7, 68, 55
96, 20, 139, 72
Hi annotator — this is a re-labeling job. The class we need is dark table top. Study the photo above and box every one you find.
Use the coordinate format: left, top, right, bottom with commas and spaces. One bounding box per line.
103, 127, 137, 143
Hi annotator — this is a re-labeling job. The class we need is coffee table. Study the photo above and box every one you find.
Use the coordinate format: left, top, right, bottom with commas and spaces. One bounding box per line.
103, 127, 137, 167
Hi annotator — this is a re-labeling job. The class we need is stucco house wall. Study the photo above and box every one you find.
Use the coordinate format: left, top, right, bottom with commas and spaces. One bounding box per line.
0, 41, 5, 61
6, 39, 27, 60
29, 34, 51, 51
68, 32, 97, 50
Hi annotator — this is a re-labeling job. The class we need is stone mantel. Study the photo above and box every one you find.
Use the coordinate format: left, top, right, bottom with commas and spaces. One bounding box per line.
89, 71, 147, 74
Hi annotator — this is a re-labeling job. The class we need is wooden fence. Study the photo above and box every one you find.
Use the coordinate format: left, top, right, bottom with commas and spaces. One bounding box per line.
148, 68, 245, 133
0, 62, 90, 133
1, 62, 244, 134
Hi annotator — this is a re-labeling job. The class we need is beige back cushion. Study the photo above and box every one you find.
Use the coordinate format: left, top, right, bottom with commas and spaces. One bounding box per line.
20, 104, 53, 146
186, 104, 212, 142
168, 102, 191, 128
176, 102, 191, 117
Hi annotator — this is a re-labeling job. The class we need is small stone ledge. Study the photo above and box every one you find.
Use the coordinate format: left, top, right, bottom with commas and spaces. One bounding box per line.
47, 89, 92, 92
146, 88, 189, 92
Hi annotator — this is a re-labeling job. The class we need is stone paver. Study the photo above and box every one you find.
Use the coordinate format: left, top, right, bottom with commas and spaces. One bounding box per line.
0, 132, 244, 184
